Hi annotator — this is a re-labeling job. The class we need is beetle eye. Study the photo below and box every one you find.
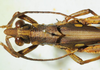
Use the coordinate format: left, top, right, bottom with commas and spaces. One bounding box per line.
15, 37, 24, 46
15, 20, 25, 28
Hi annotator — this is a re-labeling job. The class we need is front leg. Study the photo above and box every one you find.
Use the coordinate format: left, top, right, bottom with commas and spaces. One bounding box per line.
18, 14, 39, 28
0, 12, 21, 28
0, 36, 38, 58
0, 11, 39, 29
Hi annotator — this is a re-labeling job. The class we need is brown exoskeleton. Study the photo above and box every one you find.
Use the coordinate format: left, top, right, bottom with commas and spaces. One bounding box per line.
1, 9, 100, 65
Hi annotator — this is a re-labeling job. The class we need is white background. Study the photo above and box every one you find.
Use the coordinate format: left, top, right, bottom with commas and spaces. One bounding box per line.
0, 0, 100, 70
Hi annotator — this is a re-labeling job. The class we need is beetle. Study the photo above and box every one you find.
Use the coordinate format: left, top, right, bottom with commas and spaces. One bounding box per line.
0, 9, 100, 65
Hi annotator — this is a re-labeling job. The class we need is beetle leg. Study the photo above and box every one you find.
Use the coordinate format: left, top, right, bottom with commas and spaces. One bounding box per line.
64, 9, 98, 25
66, 46, 100, 65
0, 25, 7, 28
0, 42, 21, 57
6, 36, 38, 56
18, 14, 38, 24
14, 12, 39, 28
0, 36, 38, 58
0, 36, 21, 57
1, 11, 39, 28
0, 11, 39, 28
70, 9, 98, 17
66, 49, 84, 64
82, 16, 100, 25
18, 14, 39, 28
0, 12, 20, 28
18, 45, 38, 55
70, 16, 100, 25
78, 45, 100, 54
0, 12, 30, 28
66, 9, 98, 20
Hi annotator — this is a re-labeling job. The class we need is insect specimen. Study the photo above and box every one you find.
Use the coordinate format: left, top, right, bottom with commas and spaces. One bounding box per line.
0, 9, 100, 65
